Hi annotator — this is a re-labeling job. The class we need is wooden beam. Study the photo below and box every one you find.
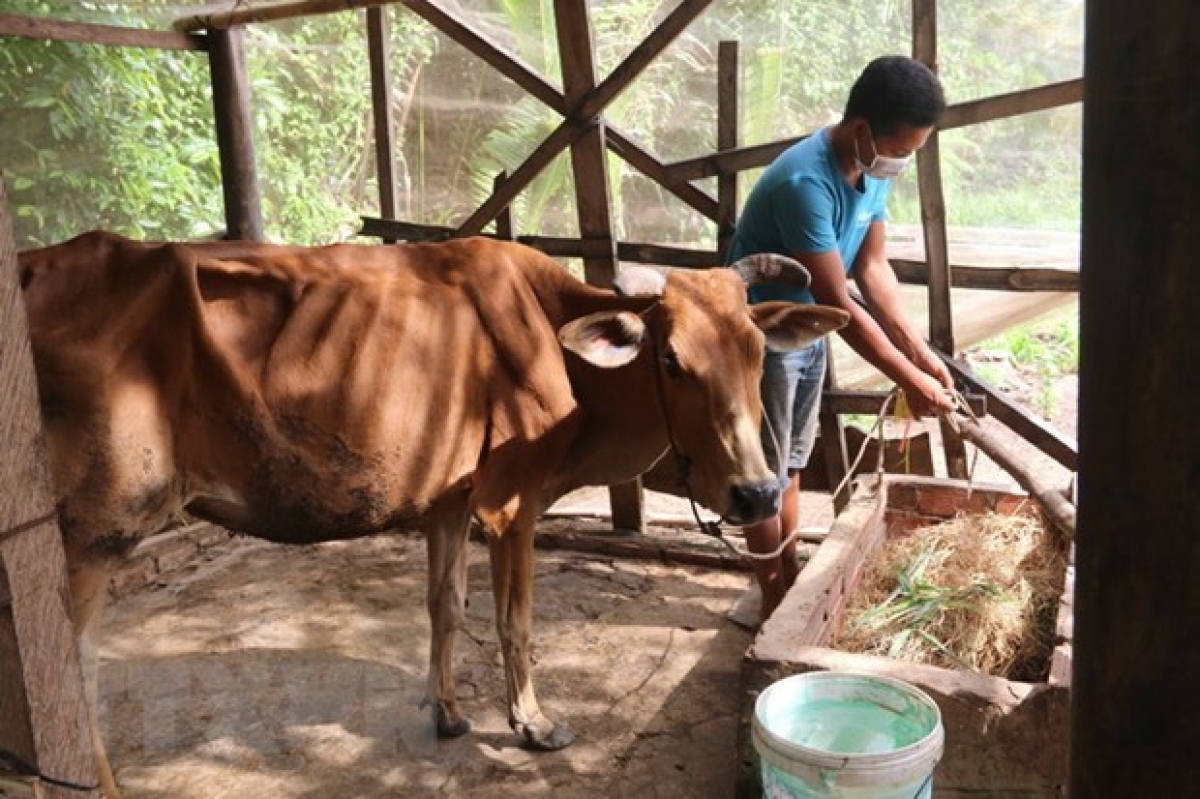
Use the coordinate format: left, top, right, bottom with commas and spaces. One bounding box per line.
604, 128, 719, 220
360, 216, 726, 266
455, 120, 586, 236
0, 183, 99, 798
614, 240, 719, 268
177, 0, 392, 31
0, 13, 206, 50
956, 419, 1076, 538
665, 80, 1082, 182
367, 7, 399, 236
716, 41, 739, 259
890, 259, 1080, 291
493, 173, 514, 240
824, 389, 985, 417
556, 0, 618, 285
913, 0, 967, 480
555, 0, 640, 531
818, 355, 851, 514
941, 78, 1084, 131
665, 136, 804, 183
1072, 1, 1200, 794
912, 4, 952, 353
208, 27, 264, 241
361, 218, 1079, 281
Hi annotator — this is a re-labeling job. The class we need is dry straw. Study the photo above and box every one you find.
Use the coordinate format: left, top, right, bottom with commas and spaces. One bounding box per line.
833, 507, 1068, 681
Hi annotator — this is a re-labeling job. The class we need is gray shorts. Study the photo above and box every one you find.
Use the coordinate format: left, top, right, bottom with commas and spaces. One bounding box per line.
759, 339, 827, 477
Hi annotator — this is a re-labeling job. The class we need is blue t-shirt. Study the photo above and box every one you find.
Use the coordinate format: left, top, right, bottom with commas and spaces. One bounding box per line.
728, 127, 890, 305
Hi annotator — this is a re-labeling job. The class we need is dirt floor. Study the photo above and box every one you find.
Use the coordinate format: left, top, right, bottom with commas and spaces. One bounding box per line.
97, 515, 761, 799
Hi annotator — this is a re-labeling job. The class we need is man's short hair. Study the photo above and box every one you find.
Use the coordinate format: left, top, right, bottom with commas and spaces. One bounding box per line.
844, 56, 946, 136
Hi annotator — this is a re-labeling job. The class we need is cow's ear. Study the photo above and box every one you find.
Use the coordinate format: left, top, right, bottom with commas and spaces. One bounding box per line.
751, 301, 850, 350
558, 311, 647, 368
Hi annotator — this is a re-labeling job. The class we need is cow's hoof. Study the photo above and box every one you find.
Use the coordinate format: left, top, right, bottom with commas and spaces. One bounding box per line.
518, 721, 576, 751
435, 705, 472, 739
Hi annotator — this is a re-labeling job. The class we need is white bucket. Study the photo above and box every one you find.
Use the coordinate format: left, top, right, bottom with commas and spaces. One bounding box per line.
752, 672, 944, 799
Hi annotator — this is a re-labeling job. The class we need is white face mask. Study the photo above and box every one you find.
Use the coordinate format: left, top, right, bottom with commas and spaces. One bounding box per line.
854, 129, 912, 180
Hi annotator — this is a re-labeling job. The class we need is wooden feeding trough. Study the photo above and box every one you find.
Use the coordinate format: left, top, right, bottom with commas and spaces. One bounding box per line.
741, 475, 1073, 797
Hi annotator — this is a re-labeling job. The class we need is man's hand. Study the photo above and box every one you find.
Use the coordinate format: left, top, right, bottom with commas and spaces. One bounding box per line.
911, 344, 955, 391
899, 370, 956, 418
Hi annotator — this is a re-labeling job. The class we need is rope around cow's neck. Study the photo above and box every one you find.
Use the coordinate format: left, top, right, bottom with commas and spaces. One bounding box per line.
646, 332, 823, 561
649, 357, 979, 563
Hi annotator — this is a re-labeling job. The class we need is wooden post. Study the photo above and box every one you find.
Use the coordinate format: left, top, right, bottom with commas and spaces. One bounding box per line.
818, 354, 851, 514
716, 41, 738, 261
555, 0, 642, 533
1072, 1, 1200, 795
0, 184, 99, 797
208, 26, 264, 241
489, 172, 516, 242
367, 6, 399, 239
912, 0, 967, 479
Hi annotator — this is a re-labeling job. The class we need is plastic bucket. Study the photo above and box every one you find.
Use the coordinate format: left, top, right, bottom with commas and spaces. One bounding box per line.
752, 672, 943, 799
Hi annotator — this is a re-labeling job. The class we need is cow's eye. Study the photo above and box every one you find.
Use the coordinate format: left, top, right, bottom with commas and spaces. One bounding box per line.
662, 347, 685, 379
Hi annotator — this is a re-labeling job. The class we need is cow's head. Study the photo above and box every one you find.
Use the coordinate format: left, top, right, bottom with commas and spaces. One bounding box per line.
558, 256, 849, 525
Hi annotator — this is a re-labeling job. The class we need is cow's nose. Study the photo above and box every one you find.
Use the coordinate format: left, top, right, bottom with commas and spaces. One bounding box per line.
726, 479, 782, 525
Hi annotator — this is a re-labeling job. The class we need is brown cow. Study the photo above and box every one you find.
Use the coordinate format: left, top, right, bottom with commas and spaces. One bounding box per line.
18, 231, 848, 797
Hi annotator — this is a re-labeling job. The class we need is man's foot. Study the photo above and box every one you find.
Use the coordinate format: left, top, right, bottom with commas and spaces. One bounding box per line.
728, 583, 762, 630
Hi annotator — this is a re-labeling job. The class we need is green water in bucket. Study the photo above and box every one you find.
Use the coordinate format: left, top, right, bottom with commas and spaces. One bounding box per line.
773, 697, 932, 755
752, 672, 944, 799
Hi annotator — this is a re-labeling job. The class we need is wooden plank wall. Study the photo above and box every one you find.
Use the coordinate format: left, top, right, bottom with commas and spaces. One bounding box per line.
1072, 0, 1200, 794
0, 185, 99, 797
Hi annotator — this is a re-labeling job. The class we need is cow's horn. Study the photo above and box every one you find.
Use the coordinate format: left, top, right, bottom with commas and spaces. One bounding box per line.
729, 253, 811, 289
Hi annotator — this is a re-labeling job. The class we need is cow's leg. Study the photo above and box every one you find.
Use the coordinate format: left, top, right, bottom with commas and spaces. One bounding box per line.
69, 560, 123, 799
424, 505, 473, 738
488, 522, 575, 750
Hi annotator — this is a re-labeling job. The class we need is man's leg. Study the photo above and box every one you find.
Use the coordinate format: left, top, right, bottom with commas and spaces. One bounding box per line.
779, 471, 803, 587
744, 514, 788, 619
743, 348, 795, 619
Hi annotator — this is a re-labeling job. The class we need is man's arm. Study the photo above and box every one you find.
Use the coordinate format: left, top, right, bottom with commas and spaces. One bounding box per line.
852, 222, 955, 394
798, 225, 953, 416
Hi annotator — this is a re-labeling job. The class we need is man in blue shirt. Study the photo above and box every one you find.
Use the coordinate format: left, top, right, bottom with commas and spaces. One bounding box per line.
729, 56, 956, 620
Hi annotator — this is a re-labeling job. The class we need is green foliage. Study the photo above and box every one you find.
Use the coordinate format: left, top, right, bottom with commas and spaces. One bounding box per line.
1, 18, 223, 244
971, 305, 1079, 417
